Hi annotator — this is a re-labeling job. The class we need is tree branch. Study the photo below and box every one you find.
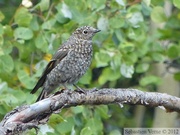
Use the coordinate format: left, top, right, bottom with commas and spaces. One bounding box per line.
0, 88, 180, 135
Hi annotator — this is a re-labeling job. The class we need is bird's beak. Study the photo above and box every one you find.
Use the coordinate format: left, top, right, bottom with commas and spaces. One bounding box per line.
94, 29, 101, 33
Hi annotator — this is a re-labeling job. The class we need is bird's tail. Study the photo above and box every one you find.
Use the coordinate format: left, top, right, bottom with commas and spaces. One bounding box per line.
36, 89, 47, 102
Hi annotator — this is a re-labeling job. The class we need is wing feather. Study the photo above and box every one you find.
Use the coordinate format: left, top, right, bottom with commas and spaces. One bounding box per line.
30, 49, 69, 94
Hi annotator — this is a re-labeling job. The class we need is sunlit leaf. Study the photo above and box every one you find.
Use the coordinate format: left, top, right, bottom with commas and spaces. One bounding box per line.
120, 64, 134, 78
173, 0, 180, 9
127, 12, 143, 28
151, 6, 167, 23
61, 3, 72, 19
116, 0, 125, 6
97, 17, 109, 31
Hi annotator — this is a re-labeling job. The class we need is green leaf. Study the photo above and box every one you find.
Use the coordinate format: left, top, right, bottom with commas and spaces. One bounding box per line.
3, 25, 13, 37
0, 11, 5, 22
14, 7, 33, 26
14, 27, 33, 40
0, 55, 14, 72
109, 16, 125, 29
136, 63, 149, 73
79, 69, 92, 84
97, 17, 109, 31
41, 18, 56, 30
99, 67, 120, 85
38, 0, 50, 11
122, 53, 136, 65
55, 2, 71, 24
95, 105, 110, 119
141, 1, 151, 16
1, 41, 13, 55
95, 51, 111, 67
17, 70, 36, 89
151, 6, 167, 23
110, 54, 122, 70
0, 82, 8, 94
87, 118, 103, 134
71, 106, 84, 114
174, 72, 180, 81
61, 3, 72, 19
0, 94, 19, 105
127, 12, 143, 28
115, 29, 124, 42
136, 44, 149, 57
0, 36, 3, 46
56, 117, 75, 134
87, 0, 106, 11
0, 104, 11, 115
120, 42, 135, 52
29, 16, 39, 31
167, 45, 180, 58
143, 0, 151, 6
140, 75, 161, 86
55, 12, 70, 24
35, 34, 48, 52
0, 47, 4, 56
116, 0, 125, 6
120, 64, 134, 78
0, 24, 4, 35
173, 0, 180, 9
151, 52, 164, 62
80, 127, 92, 135
49, 114, 64, 127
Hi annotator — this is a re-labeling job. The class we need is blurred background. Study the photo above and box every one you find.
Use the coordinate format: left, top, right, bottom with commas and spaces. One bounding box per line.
0, 0, 180, 134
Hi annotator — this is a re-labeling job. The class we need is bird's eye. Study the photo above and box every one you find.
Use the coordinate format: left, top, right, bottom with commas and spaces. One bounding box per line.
83, 30, 88, 34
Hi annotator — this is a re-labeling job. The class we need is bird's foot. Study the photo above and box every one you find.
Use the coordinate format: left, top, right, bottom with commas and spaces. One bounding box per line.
73, 84, 86, 94
54, 88, 67, 96
91, 87, 98, 92
74, 88, 86, 94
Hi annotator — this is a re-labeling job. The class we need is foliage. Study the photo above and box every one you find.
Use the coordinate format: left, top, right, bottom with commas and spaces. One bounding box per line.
0, 0, 180, 134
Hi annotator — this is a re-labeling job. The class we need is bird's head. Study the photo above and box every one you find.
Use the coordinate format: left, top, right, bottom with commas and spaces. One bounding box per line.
72, 26, 100, 40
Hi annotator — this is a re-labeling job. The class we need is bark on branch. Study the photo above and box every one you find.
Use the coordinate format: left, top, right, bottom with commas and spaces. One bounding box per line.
0, 88, 180, 135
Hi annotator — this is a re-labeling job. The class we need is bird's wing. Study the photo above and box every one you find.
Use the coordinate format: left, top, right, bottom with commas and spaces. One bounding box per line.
30, 48, 69, 94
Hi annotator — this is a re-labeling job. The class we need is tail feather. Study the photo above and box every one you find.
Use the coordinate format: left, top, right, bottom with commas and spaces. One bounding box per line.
31, 60, 56, 94
31, 76, 46, 94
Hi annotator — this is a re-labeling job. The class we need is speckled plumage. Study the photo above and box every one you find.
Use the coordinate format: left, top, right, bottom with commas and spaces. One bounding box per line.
31, 26, 100, 101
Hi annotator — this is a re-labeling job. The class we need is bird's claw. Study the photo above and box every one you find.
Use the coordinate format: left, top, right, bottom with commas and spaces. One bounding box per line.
91, 87, 98, 92
74, 88, 86, 94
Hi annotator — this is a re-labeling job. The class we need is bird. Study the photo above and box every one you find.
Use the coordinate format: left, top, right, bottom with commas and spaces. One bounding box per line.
31, 26, 100, 102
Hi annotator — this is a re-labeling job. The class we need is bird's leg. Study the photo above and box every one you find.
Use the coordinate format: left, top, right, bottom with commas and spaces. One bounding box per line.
73, 84, 86, 94
62, 84, 69, 90
91, 87, 98, 92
